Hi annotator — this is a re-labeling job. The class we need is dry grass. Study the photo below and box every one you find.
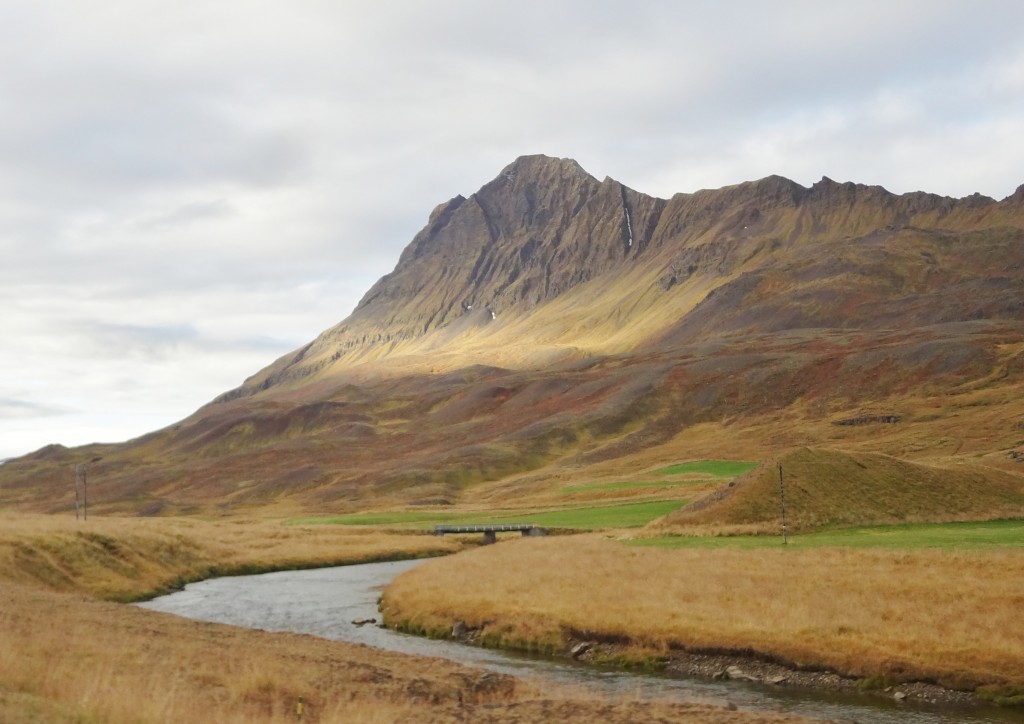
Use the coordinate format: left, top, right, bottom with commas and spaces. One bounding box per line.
0, 512, 462, 601
0, 581, 528, 723
662, 447, 1024, 532
0, 513, 813, 723
382, 535, 1024, 693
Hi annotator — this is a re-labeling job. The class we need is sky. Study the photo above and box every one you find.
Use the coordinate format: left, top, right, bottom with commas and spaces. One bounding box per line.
3, 0, 1024, 461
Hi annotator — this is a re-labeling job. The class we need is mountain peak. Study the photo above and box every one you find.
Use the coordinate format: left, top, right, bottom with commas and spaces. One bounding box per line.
477, 154, 597, 199
221, 156, 1024, 399
1005, 183, 1024, 204
500, 154, 593, 180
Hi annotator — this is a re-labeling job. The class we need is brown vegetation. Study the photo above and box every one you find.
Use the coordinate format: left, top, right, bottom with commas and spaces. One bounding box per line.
381, 536, 1024, 695
3, 158, 1024, 517
0, 513, 461, 601
663, 447, 1024, 533
0, 513, 812, 723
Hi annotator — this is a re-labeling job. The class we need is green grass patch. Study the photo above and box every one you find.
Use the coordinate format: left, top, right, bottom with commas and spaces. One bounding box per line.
560, 480, 710, 493
628, 519, 1024, 550
292, 500, 690, 531
473, 500, 688, 530
652, 460, 757, 478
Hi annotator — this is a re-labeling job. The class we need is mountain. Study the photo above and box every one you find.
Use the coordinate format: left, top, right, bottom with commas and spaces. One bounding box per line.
3, 155, 1024, 515
221, 156, 1024, 397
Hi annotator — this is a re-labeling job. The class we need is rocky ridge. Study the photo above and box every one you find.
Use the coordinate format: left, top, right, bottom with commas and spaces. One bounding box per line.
223, 154, 1024, 400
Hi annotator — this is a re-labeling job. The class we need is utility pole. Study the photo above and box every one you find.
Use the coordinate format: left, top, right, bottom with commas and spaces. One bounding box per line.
778, 462, 788, 545
75, 464, 88, 521
74, 459, 100, 520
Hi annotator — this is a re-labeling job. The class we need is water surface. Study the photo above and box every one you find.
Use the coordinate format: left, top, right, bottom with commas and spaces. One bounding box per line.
139, 560, 1023, 724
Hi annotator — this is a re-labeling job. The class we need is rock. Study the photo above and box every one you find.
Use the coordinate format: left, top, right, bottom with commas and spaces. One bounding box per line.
350, 618, 376, 627
570, 642, 594, 659
726, 666, 759, 682
452, 620, 468, 638
766, 675, 788, 685
894, 691, 907, 701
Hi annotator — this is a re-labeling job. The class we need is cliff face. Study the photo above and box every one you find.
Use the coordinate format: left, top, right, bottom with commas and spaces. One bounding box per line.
224, 154, 1024, 399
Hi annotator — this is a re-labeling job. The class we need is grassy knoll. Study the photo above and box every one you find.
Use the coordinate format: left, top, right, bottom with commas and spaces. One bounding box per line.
0, 513, 806, 724
630, 519, 1024, 550
663, 447, 1024, 532
382, 535, 1024, 700
292, 500, 688, 531
652, 460, 758, 478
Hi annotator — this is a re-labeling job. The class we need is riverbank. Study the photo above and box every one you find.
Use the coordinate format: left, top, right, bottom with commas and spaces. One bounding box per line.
408, 610, 984, 712
380, 534, 1024, 710
0, 512, 464, 601
0, 513, 816, 722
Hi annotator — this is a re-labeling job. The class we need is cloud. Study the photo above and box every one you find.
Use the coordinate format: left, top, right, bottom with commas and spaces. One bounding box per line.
0, 399, 70, 420
2, 0, 1024, 458
134, 199, 236, 231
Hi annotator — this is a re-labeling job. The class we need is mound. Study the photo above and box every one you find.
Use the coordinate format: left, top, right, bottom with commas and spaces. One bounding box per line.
664, 448, 1024, 531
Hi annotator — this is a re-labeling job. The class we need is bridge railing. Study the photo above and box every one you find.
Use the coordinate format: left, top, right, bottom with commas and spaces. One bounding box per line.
433, 523, 547, 539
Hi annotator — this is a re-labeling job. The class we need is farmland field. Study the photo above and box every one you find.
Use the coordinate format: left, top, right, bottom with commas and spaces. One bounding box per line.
631, 518, 1024, 550
291, 499, 690, 530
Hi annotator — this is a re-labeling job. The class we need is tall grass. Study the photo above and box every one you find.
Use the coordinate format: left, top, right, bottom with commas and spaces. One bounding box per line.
0, 513, 459, 601
382, 535, 1024, 693
665, 447, 1024, 532
0, 513, 807, 723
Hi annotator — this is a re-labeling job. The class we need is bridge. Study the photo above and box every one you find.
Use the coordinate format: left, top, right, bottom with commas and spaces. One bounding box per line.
433, 523, 547, 544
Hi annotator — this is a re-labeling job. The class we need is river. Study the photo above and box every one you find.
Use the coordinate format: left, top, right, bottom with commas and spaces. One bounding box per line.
137, 559, 1023, 723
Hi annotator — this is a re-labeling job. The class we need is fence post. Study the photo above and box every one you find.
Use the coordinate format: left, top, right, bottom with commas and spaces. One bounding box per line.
778, 462, 788, 545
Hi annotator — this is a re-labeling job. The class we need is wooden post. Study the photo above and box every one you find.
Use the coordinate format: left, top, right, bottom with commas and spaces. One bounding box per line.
778, 462, 788, 545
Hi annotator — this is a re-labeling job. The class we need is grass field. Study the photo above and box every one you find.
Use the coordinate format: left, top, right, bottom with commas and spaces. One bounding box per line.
0, 513, 463, 601
630, 519, 1024, 550
652, 460, 758, 477
663, 448, 1024, 532
382, 535, 1024, 699
0, 513, 804, 724
291, 499, 689, 530
561, 480, 707, 493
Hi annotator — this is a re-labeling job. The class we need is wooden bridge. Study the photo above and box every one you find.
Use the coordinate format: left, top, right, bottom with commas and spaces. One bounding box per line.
433, 523, 547, 544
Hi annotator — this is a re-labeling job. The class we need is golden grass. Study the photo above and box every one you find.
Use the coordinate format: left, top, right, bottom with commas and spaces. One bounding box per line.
382, 535, 1024, 692
0, 580, 562, 723
663, 447, 1024, 532
0, 512, 461, 601
0, 513, 812, 723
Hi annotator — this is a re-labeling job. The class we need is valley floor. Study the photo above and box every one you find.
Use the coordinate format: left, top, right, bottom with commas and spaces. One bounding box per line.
0, 513, 813, 723
381, 533, 1024, 709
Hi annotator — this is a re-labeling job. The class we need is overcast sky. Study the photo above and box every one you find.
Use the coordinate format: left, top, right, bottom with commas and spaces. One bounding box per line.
3, 1, 1024, 460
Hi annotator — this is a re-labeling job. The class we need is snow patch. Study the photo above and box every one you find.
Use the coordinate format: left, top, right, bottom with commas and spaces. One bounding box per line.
624, 207, 633, 247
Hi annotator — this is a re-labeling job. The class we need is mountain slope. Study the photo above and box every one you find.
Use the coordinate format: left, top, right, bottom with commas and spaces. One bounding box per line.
3, 155, 1024, 515
224, 155, 1024, 399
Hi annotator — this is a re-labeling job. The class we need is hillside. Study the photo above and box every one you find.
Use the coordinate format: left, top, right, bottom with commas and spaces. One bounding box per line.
661, 448, 1024, 533
2, 155, 1024, 515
